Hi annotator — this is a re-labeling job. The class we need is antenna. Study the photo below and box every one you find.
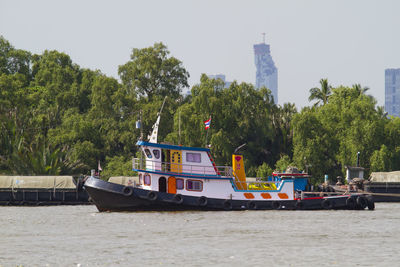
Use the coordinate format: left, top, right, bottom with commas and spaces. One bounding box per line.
262, 33, 266, 43
178, 109, 181, 145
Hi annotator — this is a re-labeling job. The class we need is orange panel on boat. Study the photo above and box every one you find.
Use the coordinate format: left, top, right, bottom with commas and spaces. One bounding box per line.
278, 193, 289, 199
243, 193, 254, 199
168, 177, 177, 194
261, 193, 271, 199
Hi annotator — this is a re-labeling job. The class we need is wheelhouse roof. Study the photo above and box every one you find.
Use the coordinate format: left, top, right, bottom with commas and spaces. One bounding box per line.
136, 140, 210, 152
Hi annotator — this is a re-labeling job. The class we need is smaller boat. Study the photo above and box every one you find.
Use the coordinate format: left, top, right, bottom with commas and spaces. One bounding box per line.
330, 172, 400, 202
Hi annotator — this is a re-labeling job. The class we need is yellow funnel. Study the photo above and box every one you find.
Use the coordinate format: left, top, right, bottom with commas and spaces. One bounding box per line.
232, 154, 247, 190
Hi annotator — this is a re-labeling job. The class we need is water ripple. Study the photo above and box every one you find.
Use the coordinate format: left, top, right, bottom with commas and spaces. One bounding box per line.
1, 204, 400, 266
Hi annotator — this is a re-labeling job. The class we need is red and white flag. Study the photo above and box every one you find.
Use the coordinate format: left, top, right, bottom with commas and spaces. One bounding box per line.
204, 116, 211, 130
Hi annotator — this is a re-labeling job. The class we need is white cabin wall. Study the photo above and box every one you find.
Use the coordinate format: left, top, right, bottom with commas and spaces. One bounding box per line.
181, 151, 217, 175
144, 173, 294, 201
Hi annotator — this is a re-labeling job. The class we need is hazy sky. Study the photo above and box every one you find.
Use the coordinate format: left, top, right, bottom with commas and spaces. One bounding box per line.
1, 0, 399, 108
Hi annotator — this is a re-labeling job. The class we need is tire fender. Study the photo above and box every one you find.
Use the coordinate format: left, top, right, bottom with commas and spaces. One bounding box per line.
122, 186, 134, 197
321, 199, 332, 209
272, 201, 281, 210
223, 199, 232, 210
173, 194, 184, 204
147, 191, 158, 201
198, 196, 208, 207
356, 196, 367, 209
366, 196, 375, 210
247, 201, 257, 210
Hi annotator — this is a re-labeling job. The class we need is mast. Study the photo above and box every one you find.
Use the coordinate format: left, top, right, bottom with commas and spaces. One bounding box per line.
148, 96, 167, 143
179, 109, 181, 145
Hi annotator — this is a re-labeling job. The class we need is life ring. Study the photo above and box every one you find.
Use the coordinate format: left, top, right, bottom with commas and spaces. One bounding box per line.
321, 199, 332, 209
356, 196, 367, 209
198, 196, 208, 207
346, 197, 356, 209
295, 201, 304, 210
173, 194, 184, 204
147, 191, 158, 201
366, 196, 375, 210
272, 201, 281, 210
223, 199, 232, 210
122, 186, 134, 196
247, 201, 257, 210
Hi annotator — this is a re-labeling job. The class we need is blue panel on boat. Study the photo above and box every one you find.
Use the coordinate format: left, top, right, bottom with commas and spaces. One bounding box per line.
293, 178, 308, 191
267, 176, 308, 191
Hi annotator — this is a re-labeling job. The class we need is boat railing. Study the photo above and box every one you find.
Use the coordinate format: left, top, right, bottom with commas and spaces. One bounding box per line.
133, 157, 233, 177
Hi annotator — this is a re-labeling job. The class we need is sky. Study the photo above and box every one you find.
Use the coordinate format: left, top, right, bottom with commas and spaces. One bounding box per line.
1, 0, 399, 108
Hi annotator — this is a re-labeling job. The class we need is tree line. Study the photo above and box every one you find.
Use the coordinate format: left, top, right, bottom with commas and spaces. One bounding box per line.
1, 36, 399, 183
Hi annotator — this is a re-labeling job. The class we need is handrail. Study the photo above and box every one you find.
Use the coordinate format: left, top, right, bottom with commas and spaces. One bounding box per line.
132, 157, 283, 191
132, 157, 232, 177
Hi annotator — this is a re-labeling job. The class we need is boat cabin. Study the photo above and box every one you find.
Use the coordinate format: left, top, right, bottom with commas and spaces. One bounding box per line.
134, 141, 225, 195
133, 140, 297, 201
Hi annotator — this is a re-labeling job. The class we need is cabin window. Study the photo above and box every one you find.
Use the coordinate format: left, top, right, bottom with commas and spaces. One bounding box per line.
144, 174, 151, 185
176, 178, 184, 190
186, 179, 203, 191
139, 174, 142, 184
144, 149, 152, 158
186, 152, 201, 163
153, 149, 160, 159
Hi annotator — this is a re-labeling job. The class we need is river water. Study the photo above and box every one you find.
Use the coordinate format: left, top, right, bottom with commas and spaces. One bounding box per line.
1, 203, 399, 266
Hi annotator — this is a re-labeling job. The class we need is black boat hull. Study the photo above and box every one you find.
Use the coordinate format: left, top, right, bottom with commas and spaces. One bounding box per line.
84, 177, 374, 212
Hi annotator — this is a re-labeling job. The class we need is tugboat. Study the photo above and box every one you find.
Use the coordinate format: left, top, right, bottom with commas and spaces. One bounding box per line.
84, 105, 374, 212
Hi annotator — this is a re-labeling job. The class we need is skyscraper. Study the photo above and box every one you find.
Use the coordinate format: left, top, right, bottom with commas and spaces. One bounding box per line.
254, 38, 278, 103
385, 68, 400, 117
207, 74, 232, 88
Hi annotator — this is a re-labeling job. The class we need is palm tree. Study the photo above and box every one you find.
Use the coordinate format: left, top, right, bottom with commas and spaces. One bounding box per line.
308, 79, 332, 106
9, 138, 86, 175
376, 106, 388, 119
352, 84, 370, 96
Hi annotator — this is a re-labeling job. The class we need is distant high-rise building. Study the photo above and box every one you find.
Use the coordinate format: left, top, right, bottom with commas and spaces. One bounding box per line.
207, 74, 232, 88
385, 69, 400, 117
254, 38, 278, 103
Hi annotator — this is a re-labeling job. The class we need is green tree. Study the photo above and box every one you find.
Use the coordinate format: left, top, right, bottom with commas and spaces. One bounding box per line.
0, 36, 31, 78
118, 42, 189, 100
275, 155, 293, 173
256, 162, 273, 178
370, 145, 391, 172
293, 85, 386, 183
165, 75, 276, 171
271, 103, 297, 159
100, 156, 137, 180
